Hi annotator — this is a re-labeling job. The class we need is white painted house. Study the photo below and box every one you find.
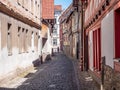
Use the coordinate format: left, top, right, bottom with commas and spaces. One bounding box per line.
52, 5, 62, 52
0, 0, 42, 82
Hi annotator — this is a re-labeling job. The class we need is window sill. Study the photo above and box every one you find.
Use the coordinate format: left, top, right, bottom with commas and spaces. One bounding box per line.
8, 52, 12, 56
114, 58, 120, 62
19, 52, 21, 54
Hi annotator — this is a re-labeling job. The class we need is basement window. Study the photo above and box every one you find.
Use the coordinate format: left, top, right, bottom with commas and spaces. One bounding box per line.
53, 39, 57, 46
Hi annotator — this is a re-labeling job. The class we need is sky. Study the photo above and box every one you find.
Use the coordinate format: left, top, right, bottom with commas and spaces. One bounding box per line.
54, 0, 72, 10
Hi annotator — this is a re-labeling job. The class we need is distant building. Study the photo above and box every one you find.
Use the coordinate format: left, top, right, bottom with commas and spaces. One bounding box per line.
0, 0, 41, 83
52, 5, 62, 52
59, 4, 73, 55
41, 0, 55, 60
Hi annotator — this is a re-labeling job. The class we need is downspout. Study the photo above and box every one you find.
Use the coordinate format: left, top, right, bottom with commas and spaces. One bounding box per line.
80, 0, 84, 71
77, 1, 80, 60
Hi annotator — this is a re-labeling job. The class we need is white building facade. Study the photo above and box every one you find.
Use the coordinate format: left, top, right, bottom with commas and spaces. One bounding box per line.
52, 5, 62, 52
0, 0, 41, 83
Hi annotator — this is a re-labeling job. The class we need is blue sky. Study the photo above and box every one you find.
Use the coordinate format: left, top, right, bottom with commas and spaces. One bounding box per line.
54, 0, 72, 10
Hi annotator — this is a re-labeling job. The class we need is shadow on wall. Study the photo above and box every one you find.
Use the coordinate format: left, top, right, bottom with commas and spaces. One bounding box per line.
32, 59, 41, 67
32, 54, 52, 68
44, 54, 51, 61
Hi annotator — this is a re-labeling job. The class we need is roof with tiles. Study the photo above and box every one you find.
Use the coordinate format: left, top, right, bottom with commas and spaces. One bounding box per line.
42, 0, 54, 19
54, 5, 62, 11
59, 4, 73, 23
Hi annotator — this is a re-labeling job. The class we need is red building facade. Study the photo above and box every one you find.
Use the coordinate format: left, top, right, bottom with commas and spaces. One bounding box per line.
84, 0, 120, 89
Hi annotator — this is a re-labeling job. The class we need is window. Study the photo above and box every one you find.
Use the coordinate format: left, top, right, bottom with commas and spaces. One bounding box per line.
25, 29, 28, 52
56, 18, 58, 23
53, 29, 57, 34
31, 31, 34, 52
18, 27, 21, 53
22, 28, 25, 53
53, 39, 57, 46
93, 28, 101, 71
55, 11, 61, 15
7, 23, 12, 56
54, 24, 58, 29
35, 32, 38, 51
73, 36, 75, 48
115, 8, 120, 58
17, 0, 20, 5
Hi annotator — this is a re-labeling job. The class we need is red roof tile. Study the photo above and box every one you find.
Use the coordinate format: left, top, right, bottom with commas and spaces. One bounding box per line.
42, 0, 54, 19
54, 5, 62, 11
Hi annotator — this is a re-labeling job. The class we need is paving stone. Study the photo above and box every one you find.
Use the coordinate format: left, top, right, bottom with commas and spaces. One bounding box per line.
0, 53, 100, 90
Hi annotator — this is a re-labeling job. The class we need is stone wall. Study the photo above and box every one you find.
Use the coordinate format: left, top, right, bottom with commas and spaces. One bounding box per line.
89, 61, 120, 90
103, 65, 120, 90
103, 65, 114, 90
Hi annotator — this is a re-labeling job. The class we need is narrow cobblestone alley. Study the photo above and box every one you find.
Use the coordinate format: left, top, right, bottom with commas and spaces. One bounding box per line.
0, 0, 120, 90
0, 53, 78, 90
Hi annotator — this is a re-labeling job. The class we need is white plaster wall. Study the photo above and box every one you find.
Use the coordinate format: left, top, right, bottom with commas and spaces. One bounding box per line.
52, 12, 61, 49
0, 0, 41, 25
38, 30, 42, 55
48, 29, 52, 54
101, 10, 114, 68
0, 18, 1, 60
57, 21, 60, 48
42, 29, 48, 54
42, 28, 52, 54
0, 13, 40, 78
41, 28, 52, 62
88, 31, 94, 71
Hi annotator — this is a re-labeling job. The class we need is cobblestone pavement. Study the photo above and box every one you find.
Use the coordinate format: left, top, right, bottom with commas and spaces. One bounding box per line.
71, 57, 100, 90
0, 53, 78, 90
0, 53, 100, 90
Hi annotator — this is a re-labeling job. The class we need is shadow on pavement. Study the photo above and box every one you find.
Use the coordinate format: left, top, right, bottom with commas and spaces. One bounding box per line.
0, 54, 59, 90
0, 87, 16, 90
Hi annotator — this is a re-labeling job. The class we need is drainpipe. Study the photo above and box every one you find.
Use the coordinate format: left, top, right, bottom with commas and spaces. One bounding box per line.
76, 1, 80, 60
80, 0, 84, 71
